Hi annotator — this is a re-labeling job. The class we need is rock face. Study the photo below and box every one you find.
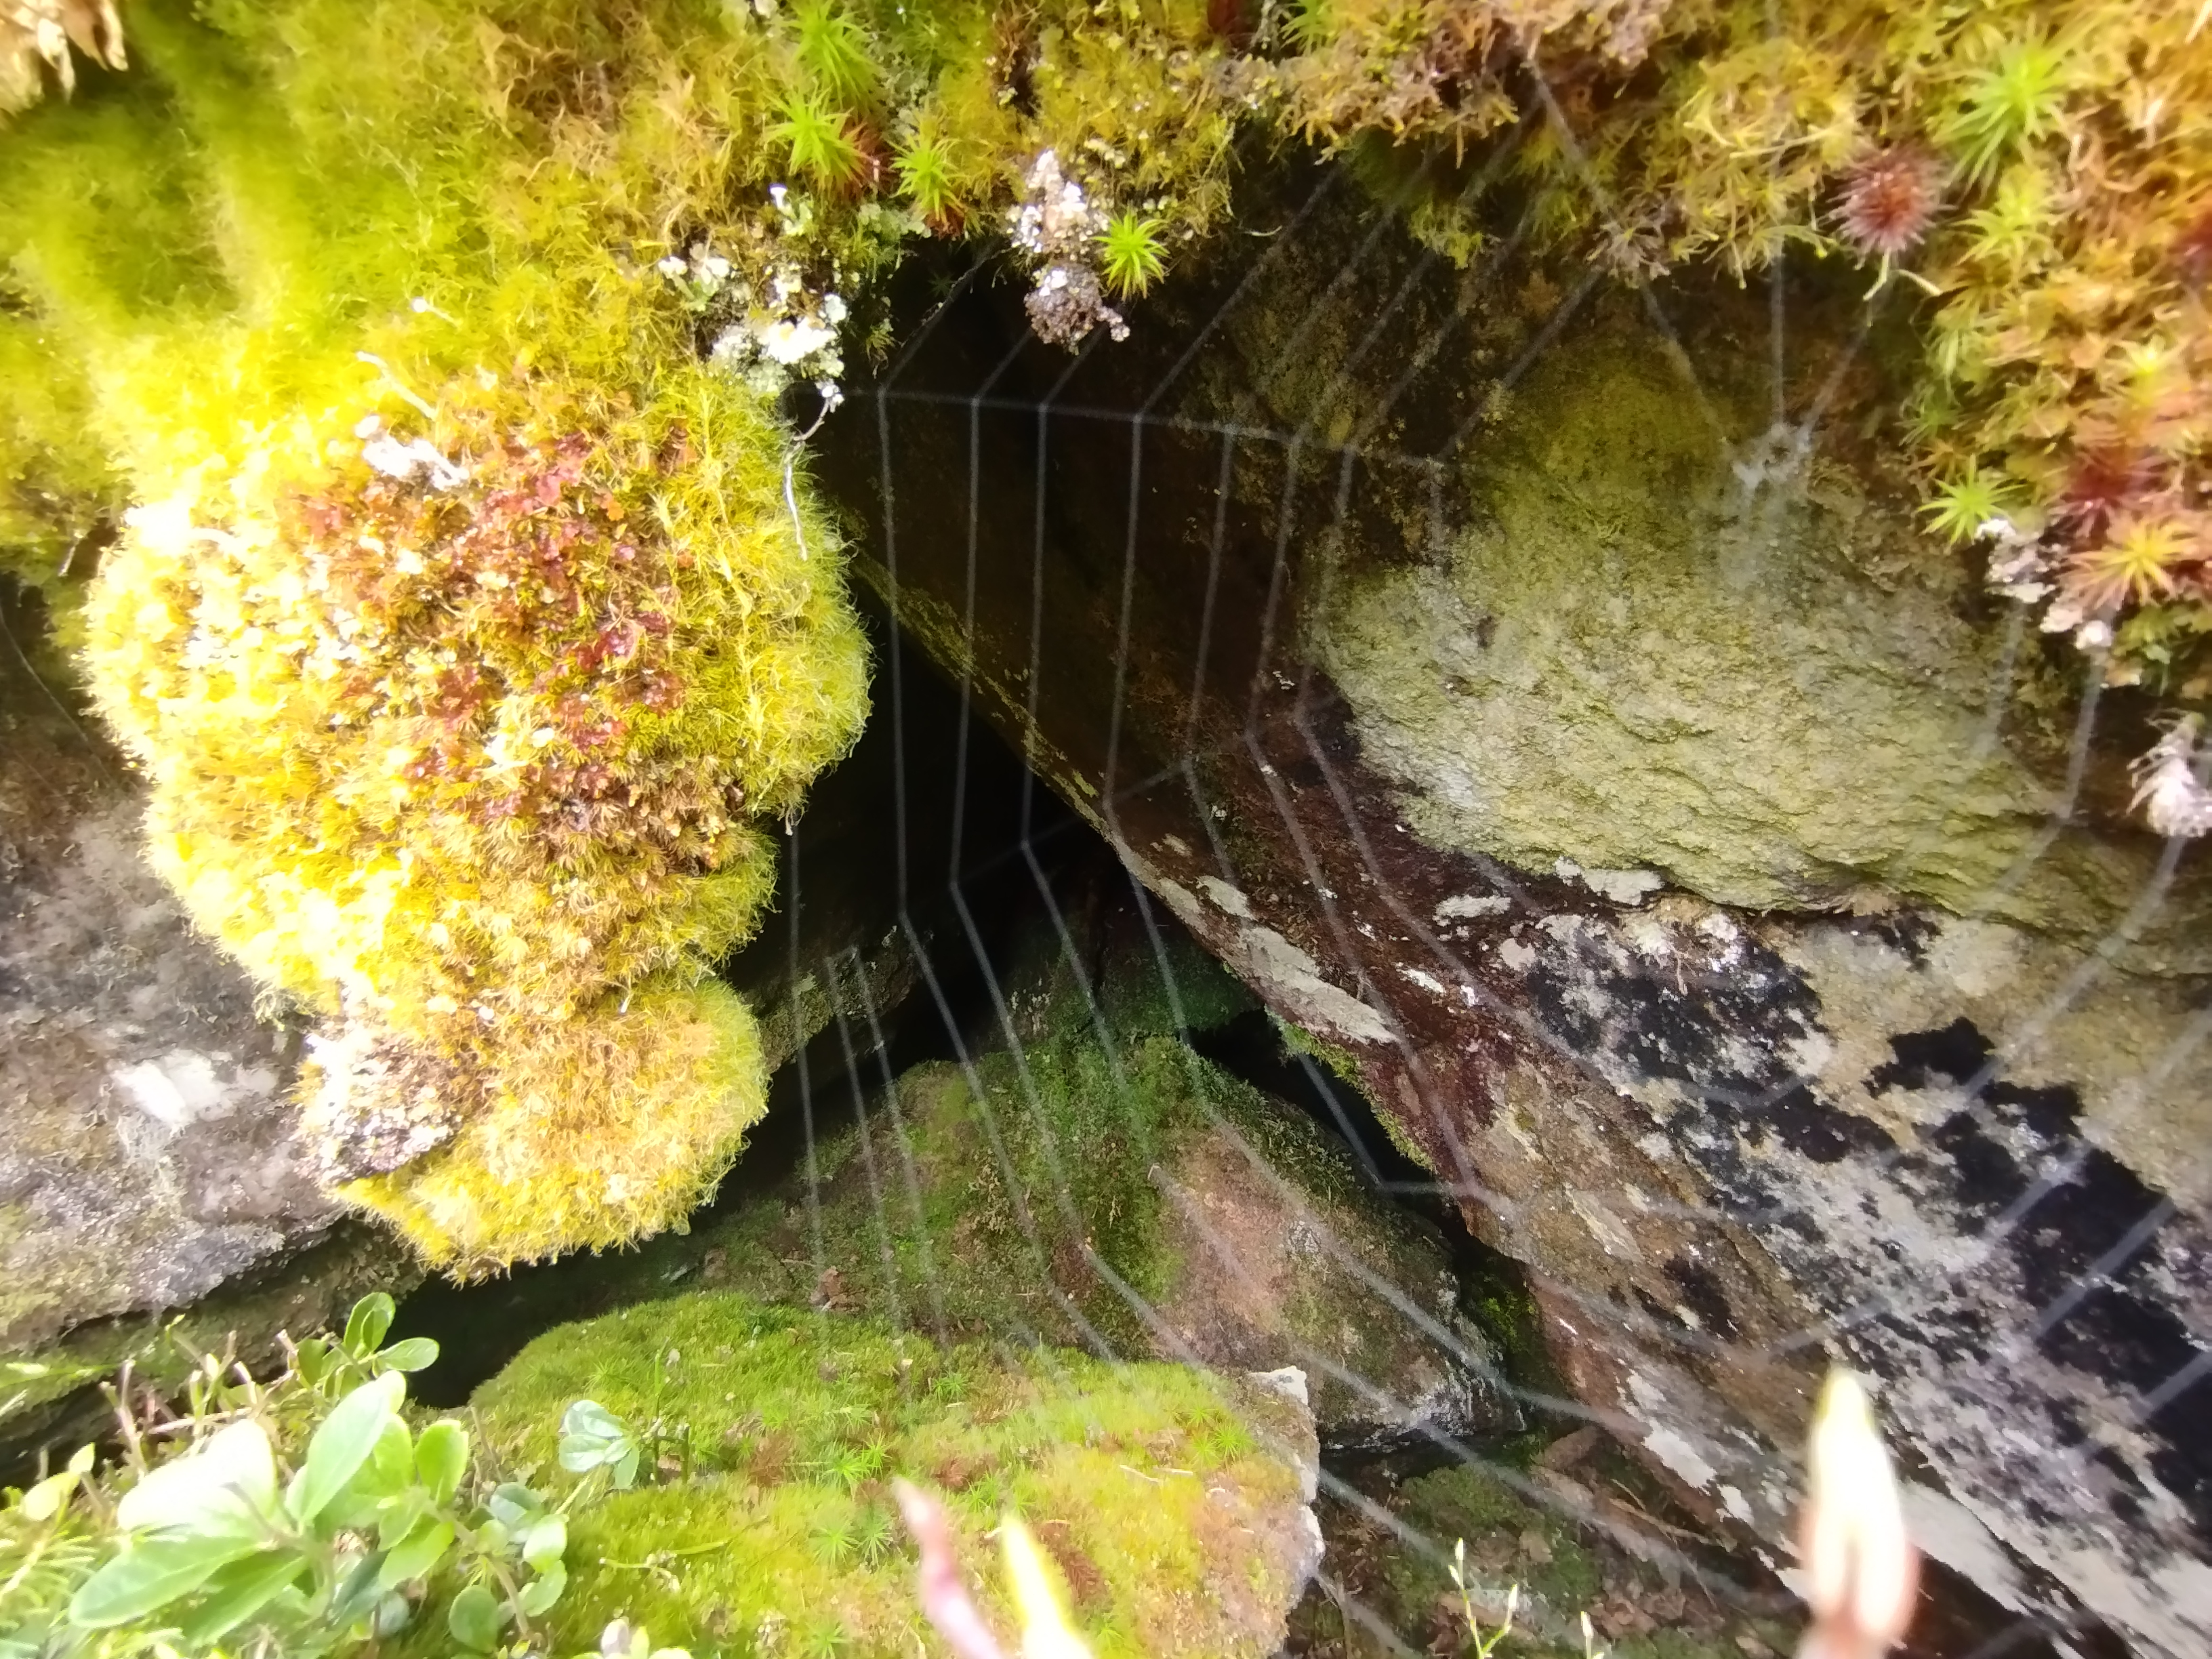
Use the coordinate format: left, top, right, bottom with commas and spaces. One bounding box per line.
711, 875, 1524, 1456
469, 1289, 1324, 1656
815, 169, 2212, 1655
1, 590, 347, 1331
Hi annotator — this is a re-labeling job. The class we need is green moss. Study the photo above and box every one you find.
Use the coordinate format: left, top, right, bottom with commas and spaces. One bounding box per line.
2, 1, 874, 1267
1096, 927, 1258, 1042
462, 1290, 1313, 1656
1265, 1010, 1431, 1169
1310, 299, 2205, 958
698, 1008, 1524, 1441
8, 0, 2200, 1277
717, 1040, 1198, 1356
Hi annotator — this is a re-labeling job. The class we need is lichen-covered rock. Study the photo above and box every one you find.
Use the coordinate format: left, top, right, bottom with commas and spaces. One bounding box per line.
818, 174, 2212, 1654
1313, 334, 2182, 951
466, 1291, 1322, 1658
706, 889, 1523, 1456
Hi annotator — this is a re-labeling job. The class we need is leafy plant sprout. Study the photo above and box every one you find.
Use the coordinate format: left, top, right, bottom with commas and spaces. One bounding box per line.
1448, 1546, 1614, 1658
895, 123, 957, 225
790, 0, 878, 110
2065, 516, 2200, 613
1097, 211, 1168, 300
1940, 36, 2072, 188
1922, 463, 2024, 546
0, 1294, 584, 1658
1449, 1545, 1522, 1658
770, 89, 866, 194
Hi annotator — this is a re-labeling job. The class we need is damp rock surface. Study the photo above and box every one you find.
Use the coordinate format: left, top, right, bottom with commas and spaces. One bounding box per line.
0, 635, 344, 1343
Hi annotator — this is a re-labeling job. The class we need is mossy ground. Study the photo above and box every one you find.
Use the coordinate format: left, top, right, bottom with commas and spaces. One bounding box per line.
692, 918, 1264, 1353
461, 1290, 1313, 1658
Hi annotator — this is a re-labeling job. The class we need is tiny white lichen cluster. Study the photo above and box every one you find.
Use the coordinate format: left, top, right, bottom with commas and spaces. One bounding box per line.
2129, 716, 2212, 840
300, 1010, 459, 1185
1010, 149, 1127, 350
354, 413, 468, 491
658, 201, 848, 405
1981, 516, 2210, 838
1978, 513, 2127, 652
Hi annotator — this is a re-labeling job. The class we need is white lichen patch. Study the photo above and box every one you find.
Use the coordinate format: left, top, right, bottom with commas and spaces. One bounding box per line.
112, 1048, 272, 1131
1435, 893, 1511, 922
1901, 1481, 2029, 1614
1149, 876, 1393, 1046
1009, 150, 1127, 349
1197, 875, 1256, 920
1555, 857, 1666, 906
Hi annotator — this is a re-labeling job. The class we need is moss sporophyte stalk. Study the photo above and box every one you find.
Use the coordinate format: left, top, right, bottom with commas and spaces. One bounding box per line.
3, 0, 2208, 1261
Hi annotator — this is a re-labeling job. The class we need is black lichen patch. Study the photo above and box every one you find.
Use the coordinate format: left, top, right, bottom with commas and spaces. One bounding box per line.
1864, 1022, 2212, 1549
1853, 910, 1940, 966
1663, 1255, 1741, 1341
1866, 1017, 1996, 1094
1523, 919, 1892, 1176
2148, 1370, 2212, 1546
1767, 1082, 1896, 1164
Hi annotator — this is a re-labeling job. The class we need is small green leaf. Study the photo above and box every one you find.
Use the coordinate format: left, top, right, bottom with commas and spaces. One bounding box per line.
558, 1400, 636, 1478
289, 1372, 405, 1526
372, 1590, 413, 1637
115, 1420, 276, 1538
178, 1552, 304, 1645
344, 1293, 396, 1357
415, 1420, 469, 1505
447, 1582, 504, 1652
613, 1446, 640, 1490
321, 1416, 416, 1532
375, 1488, 431, 1550
293, 1337, 331, 1386
560, 1400, 628, 1441
517, 1561, 567, 1616
377, 1336, 440, 1372
20, 1471, 77, 1522
521, 1515, 566, 1571
329, 1552, 386, 1628
68, 1534, 258, 1627
488, 1483, 544, 1529
377, 1519, 456, 1589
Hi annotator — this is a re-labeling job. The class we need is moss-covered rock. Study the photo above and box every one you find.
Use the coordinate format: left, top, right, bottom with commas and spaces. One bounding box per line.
819, 179, 2212, 1652
0, 0, 876, 1267
704, 909, 1521, 1454
466, 1291, 1320, 1657
1309, 303, 2180, 953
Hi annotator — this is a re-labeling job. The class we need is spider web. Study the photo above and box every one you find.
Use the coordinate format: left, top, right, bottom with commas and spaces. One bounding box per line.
755, 83, 2212, 1659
